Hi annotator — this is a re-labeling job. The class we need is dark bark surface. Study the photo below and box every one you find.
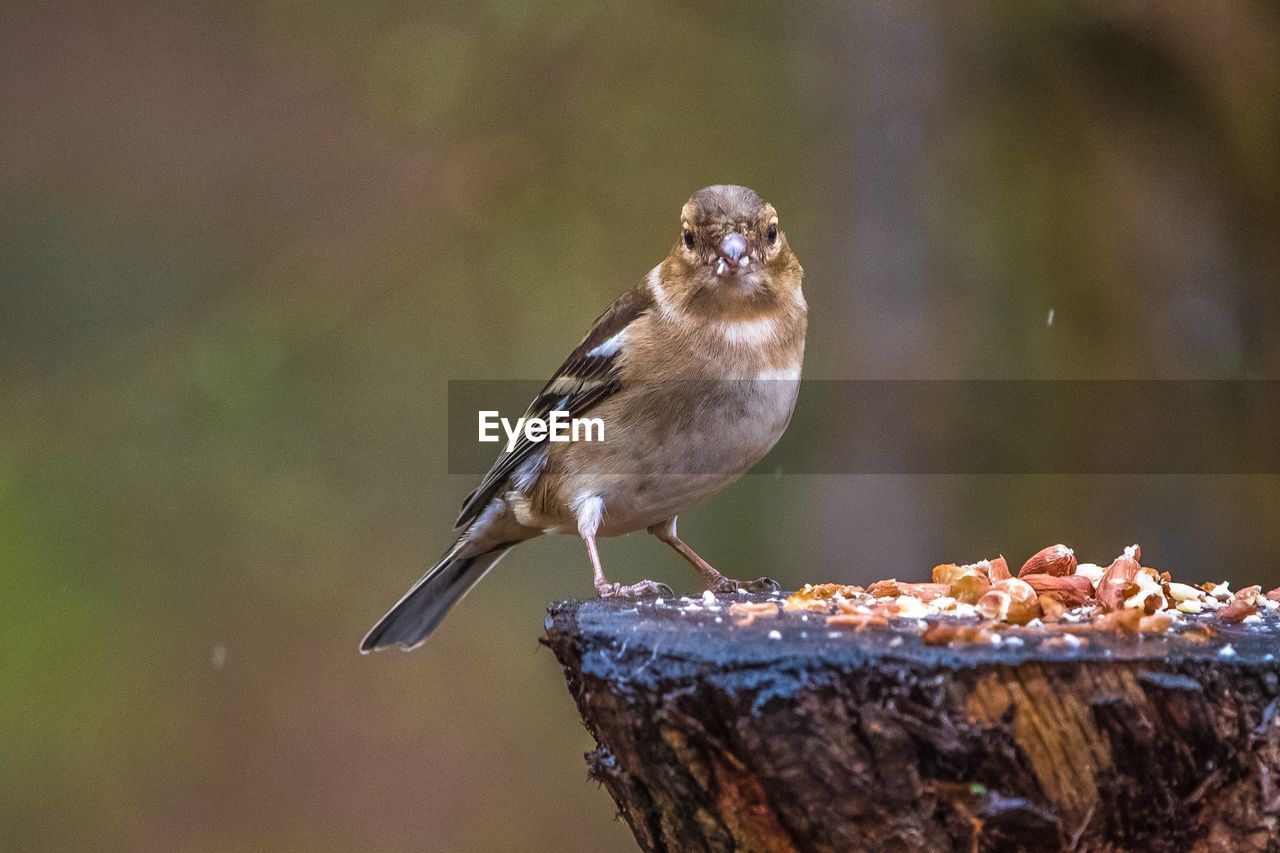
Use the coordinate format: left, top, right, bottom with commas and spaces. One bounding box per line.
544, 594, 1280, 852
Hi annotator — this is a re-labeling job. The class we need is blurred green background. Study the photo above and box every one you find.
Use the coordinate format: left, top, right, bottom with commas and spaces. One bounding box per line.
3, 1, 1279, 850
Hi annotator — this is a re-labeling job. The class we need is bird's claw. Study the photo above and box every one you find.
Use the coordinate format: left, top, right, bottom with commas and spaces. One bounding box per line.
708, 575, 781, 594
597, 579, 674, 599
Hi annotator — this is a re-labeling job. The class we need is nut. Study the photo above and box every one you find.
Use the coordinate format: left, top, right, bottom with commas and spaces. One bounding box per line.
728, 601, 778, 626
1022, 573, 1094, 606
896, 581, 957, 601
895, 595, 929, 619
1094, 608, 1143, 634
932, 563, 964, 584
784, 583, 867, 612
951, 571, 992, 605
868, 579, 903, 598
897, 582, 951, 602
1038, 594, 1067, 622
1124, 568, 1167, 613
986, 556, 1013, 582
1074, 562, 1105, 587
1217, 598, 1258, 623
934, 563, 993, 604
945, 557, 1010, 584
978, 578, 1039, 625
1200, 581, 1232, 601
1019, 544, 1077, 577
826, 611, 890, 631
1139, 612, 1173, 633
922, 621, 996, 646
1165, 582, 1203, 602
977, 590, 1011, 621
1097, 544, 1141, 612
792, 537, 1257, 636
1235, 585, 1262, 605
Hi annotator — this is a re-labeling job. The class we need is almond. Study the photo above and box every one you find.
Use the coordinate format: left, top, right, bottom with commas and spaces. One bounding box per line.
1217, 599, 1258, 623
978, 578, 1039, 624
932, 563, 964, 584
783, 595, 833, 613
1139, 612, 1173, 633
895, 595, 929, 619
728, 601, 778, 626
948, 571, 991, 605
1097, 544, 1141, 612
1022, 573, 1094, 607
986, 556, 1012, 582
977, 590, 1011, 621
1124, 568, 1167, 613
896, 582, 951, 602
922, 621, 996, 646
1201, 581, 1232, 601
945, 557, 1010, 584
1019, 544, 1077, 577
1038, 594, 1066, 622
826, 611, 890, 631
1165, 582, 1202, 602
921, 621, 961, 645
1095, 607, 1143, 634
868, 579, 902, 598
1074, 562, 1105, 586
1235, 585, 1262, 605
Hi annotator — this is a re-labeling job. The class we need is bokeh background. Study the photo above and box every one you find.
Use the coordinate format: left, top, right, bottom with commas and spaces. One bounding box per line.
4, 1, 1280, 850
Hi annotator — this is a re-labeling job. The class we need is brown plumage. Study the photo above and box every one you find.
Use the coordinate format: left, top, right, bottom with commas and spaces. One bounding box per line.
362, 185, 806, 652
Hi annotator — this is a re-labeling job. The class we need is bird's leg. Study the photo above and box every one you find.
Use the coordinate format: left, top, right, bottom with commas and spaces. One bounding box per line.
576, 496, 671, 598
647, 517, 780, 594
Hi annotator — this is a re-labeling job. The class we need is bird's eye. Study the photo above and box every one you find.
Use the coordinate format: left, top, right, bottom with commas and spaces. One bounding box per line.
766, 223, 778, 245
682, 229, 696, 249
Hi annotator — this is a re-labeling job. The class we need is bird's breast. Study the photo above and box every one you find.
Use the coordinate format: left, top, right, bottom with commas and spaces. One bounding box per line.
531, 368, 801, 536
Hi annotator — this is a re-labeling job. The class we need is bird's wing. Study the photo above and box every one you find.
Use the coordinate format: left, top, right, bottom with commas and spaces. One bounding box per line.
455, 283, 654, 528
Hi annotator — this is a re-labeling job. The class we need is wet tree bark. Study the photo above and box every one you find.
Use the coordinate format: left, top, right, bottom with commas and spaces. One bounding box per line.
544, 596, 1280, 852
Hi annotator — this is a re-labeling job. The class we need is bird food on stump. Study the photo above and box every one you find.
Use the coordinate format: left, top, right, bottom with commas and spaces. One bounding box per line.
545, 582, 1280, 852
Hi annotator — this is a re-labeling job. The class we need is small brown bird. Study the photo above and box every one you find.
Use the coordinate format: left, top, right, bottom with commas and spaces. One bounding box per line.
362, 185, 806, 652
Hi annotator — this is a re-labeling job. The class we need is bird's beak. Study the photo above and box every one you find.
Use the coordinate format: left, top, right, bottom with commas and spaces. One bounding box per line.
713, 232, 750, 277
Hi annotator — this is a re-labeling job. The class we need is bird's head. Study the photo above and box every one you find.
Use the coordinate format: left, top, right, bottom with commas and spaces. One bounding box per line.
660, 185, 802, 317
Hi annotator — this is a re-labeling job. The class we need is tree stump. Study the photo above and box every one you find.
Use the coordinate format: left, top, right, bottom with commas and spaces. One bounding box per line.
544, 594, 1280, 852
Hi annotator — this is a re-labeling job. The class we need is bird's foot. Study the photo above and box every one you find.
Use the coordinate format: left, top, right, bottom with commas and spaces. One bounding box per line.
596, 579, 674, 599
707, 575, 781, 594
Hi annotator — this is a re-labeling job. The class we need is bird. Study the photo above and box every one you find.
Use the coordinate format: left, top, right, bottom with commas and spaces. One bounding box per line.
361, 184, 806, 652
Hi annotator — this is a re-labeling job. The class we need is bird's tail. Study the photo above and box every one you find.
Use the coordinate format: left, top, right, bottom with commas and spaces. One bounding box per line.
360, 542, 512, 653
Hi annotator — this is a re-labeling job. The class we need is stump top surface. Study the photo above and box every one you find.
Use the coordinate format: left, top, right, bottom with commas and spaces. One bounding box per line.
546, 594, 1280, 851
546, 593, 1280, 680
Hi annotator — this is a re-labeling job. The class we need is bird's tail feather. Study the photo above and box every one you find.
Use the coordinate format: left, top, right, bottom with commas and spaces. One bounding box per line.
360, 542, 511, 653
